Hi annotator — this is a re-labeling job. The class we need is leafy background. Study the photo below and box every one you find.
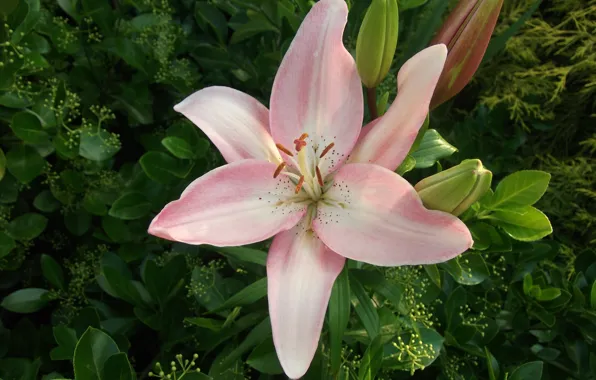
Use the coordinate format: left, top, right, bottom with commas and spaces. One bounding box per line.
0, 0, 594, 379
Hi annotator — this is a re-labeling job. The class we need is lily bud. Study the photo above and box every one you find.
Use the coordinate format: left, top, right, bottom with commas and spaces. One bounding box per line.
430, 0, 504, 109
415, 159, 492, 216
356, 0, 399, 88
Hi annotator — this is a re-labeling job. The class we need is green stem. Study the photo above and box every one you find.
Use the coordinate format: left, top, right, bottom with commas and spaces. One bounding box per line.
366, 87, 378, 120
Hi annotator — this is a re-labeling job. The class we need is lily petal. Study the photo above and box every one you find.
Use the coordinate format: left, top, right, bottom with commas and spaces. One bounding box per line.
267, 221, 345, 379
348, 45, 447, 170
148, 159, 306, 246
313, 163, 473, 266
270, 0, 363, 175
174, 86, 281, 164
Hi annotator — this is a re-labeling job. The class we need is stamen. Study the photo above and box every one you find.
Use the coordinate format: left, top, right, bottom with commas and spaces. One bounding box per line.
319, 142, 335, 158
315, 166, 324, 187
294, 133, 309, 152
273, 162, 286, 178
295, 175, 305, 194
276, 143, 294, 156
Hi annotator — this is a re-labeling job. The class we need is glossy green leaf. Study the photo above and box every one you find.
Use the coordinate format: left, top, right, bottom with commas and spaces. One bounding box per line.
350, 276, 379, 340
64, 208, 91, 236
7, 213, 48, 240
10, 111, 49, 143
1, 288, 49, 313
50, 325, 78, 361
536, 288, 561, 302
41, 254, 65, 290
246, 339, 283, 374
99, 37, 146, 73
6, 145, 45, 183
184, 317, 224, 332
328, 266, 350, 374
491, 206, 552, 241
73, 327, 120, 380
11, 0, 41, 44
219, 317, 272, 368
591, 281, 596, 310
0, 232, 16, 258
161, 136, 195, 159
109, 192, 152, 220
358, 335, 383, 380
509, 361, 543, 380
0, 148, 5, 181
143, 255, 186, 306
79, 128, 120, 162
485, 347, 500, 380
139, 151, 193, 184
211, 277, 267, 313
396, 155, 416, 176
489, 170, 551, 209
195, 2, 228, 43
208, 246, 267, 266
410, 129, 458, 168
101, 353, 135, 380
230, 19, 278, 44
34, 190, 61, 212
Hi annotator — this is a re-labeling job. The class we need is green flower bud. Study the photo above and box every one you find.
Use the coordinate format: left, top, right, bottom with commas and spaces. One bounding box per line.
414, 159, 492, 216
356, 0, 399, 88
430, 0, 504, 109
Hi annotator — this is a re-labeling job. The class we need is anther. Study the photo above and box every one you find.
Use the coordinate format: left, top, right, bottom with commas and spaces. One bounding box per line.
276, 143, 294, 156
295, 176, 305, 194
273, 162, 286, 178
294, 133, 309, 152
319, 142, 335, 158
315, 166, 324, 187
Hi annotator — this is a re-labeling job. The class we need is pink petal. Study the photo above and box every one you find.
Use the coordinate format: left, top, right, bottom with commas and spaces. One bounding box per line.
148, 160, 306, 246
312, 163, 473, 266
348, 45, 447, 170
267, 221, 345, 379
174, 86, 281, 164
270, 0, 363, 175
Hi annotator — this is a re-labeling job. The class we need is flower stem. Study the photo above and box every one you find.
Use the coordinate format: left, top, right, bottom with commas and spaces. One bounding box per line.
366, 87, 378, 120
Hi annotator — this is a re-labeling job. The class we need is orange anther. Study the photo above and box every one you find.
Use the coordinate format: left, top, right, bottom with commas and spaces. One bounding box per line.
294, 133, 309, 152
273, 162, 286, 178
295, 176, 305, 194
319, 142, 335, 158
298, 133, 309, 140
276, 143, 294, 156
315, 166, 324, 187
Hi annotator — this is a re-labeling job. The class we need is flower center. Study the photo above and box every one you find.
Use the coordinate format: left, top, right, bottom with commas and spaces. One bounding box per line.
272, 133, 336, 201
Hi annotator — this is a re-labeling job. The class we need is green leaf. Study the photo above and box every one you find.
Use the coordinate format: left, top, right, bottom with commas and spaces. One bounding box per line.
536, 288, 561, 302
523, 274, 533, 295
246, 339, 283, 375
489, 171, 551, 209
230, 19, 278, 44
10, 111, 49, 144
591, 281, 596, 310
396, 155, 416, 176
350, 276, 380, 340
399, 0, 429, 10
6, 145, 45, 183
485, 347, 500, 380
139, 151, 193, 184
11, 0, 41, 44
1, 288, 49, 313
50, 325, 78, 361
143, 256, 186, 306
83, 192, 108, 216
219, 317, 272, 368
0, 148, 5, 181
7, 213, 48, 240
81, 0, 113, 32
491, 206, 553, 242
57, 0, 81, 22
109, 192, 152, 220
358, 335, 383, 380
73, 327, 120, 380
101, 353, 135, 380
184, 317, 224, 332
0, 232, 16, 258
328, 266, 350, 374
441, 252, 490, 286
99, 38, 147, 73
41, 254, 65, 290
509, 361, 543, 380
410, 129, 457, 168
34, 190, 61, 212
102, 216, 132, 243
64, 208, 92, 236
424, 264, 441, 288
161, 136, 195, 159
484, 0, 542, 61
79, 128, 120, 161
208, 246, 267, 266
195, 2, 228, 43
211, 278, 267, 313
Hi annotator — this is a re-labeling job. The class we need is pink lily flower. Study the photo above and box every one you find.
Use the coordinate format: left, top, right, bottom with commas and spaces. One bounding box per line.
148, 0, 473, 377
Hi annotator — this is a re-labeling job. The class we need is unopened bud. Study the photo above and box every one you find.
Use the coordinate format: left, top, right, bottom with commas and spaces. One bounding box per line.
430, 0, 504, 108
356, 0, 399, 88
415, 159, 492, 216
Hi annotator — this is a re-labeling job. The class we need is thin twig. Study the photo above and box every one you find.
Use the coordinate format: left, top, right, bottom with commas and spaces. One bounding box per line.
366, 87, 378, 120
